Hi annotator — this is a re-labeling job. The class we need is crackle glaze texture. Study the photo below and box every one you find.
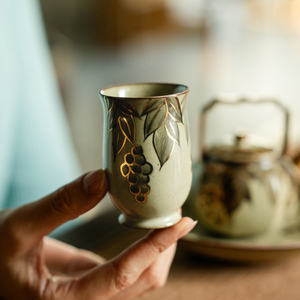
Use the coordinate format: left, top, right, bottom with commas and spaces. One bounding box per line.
100, 83, 192, 229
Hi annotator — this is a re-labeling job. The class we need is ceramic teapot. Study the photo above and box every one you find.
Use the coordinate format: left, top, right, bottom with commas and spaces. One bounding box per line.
188, 97, 300, 237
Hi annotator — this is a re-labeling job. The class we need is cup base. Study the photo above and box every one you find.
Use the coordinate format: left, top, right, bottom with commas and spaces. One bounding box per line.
118, 212, 182, 229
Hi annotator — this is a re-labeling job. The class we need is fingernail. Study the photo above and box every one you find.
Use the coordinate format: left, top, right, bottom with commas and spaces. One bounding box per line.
83, 170, 106, 195
177, 220, 198, 240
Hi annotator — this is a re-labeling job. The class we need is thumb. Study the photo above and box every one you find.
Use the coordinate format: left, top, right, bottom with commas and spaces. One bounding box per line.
5, 170, 108, 245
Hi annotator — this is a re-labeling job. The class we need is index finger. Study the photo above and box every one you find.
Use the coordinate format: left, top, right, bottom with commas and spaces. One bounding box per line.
67, 217, 197, 299
2, 170, 107, 249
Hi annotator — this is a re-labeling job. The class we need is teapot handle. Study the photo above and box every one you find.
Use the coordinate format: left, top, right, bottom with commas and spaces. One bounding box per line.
199, 96, 290, 160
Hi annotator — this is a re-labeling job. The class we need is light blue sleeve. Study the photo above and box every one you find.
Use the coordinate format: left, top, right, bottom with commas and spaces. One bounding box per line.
0, 0, 81, 221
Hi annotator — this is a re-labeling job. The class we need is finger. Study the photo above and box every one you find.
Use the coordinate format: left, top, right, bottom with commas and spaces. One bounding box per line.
43, 237, 105, 277
65, 217, 197, 300
110, 243, 177, 300
4, 170, 108, 247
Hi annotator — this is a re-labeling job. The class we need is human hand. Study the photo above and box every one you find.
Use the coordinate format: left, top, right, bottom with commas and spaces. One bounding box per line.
0, 170, 196, 300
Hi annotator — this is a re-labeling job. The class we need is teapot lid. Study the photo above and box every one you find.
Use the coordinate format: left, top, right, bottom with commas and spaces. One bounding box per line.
204, 133, 277, 164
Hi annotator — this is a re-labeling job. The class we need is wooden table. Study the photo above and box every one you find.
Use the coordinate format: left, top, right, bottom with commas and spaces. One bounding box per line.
57, 209, 300, 300
140, 247, 300, 300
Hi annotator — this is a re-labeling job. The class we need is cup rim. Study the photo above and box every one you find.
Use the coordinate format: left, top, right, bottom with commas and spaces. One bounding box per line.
99, 82, 189, 99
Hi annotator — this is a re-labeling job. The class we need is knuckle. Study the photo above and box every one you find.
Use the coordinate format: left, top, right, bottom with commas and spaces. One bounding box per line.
48, 186, 77, 218
112, 261, 136, 291
41, 277, 71, 300
144, 236, 166, 255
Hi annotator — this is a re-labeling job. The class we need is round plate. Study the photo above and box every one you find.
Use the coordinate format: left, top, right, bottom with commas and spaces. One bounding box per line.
179, 226, 300, 262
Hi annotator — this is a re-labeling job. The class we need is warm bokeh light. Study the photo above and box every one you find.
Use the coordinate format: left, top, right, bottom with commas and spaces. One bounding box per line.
39, 0, 300, 171
291, 0, 300, 31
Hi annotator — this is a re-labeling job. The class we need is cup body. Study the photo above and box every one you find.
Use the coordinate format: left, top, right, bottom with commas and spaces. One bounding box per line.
99, 83, 192, 229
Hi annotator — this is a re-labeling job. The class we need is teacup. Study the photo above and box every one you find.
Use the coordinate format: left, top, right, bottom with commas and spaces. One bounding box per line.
99, 83, 192, 229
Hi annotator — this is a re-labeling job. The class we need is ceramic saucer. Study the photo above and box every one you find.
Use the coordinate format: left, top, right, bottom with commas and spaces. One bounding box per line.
179, 225, 300, 262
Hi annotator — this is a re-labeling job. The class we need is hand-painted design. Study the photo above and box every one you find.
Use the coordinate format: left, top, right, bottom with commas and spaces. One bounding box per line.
103, 96, 140, 159
180, 93, 189, 145
141, 97, 183, 168
197, 164, 251, 224
120, 145, 153, 203
197, 183, 229, 224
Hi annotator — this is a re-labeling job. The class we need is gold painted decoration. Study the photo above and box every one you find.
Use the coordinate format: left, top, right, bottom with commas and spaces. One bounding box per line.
141, 97, 183, 168
104, 95, 186, 203
120, 145, 153, 203
103, 96, 139, 159
180, 93, 189, 144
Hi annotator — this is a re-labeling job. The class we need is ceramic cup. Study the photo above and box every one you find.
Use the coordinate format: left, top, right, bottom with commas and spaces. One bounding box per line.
99, 83, 192, 229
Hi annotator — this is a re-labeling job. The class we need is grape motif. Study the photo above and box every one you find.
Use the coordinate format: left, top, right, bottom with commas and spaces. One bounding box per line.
120, 145, 153, 203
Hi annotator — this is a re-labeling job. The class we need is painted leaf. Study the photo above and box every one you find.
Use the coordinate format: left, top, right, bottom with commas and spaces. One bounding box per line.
165, 116, 180, 145
178, 93, 189, 144
104, 97, 115, 131
103, 96, 112, 112
113, 122, 126, 158
144, 99, 168, 139
115, 100, 140, 118
110, 108, 120, 131
180, 93, 188, 107
167, 97, 182, 123
141, 99, 165, 116
118, 115, 135, 146
153, 125, 174, 168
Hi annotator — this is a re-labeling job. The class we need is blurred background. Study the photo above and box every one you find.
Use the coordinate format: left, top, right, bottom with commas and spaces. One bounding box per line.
39, 0, 300, 217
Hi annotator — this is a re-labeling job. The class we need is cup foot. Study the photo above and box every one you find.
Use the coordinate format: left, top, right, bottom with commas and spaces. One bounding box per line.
118, 212, 182, 229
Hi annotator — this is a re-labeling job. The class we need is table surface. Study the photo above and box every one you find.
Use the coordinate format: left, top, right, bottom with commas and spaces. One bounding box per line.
57, 209, 300, 300
139, 247, 300, 300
